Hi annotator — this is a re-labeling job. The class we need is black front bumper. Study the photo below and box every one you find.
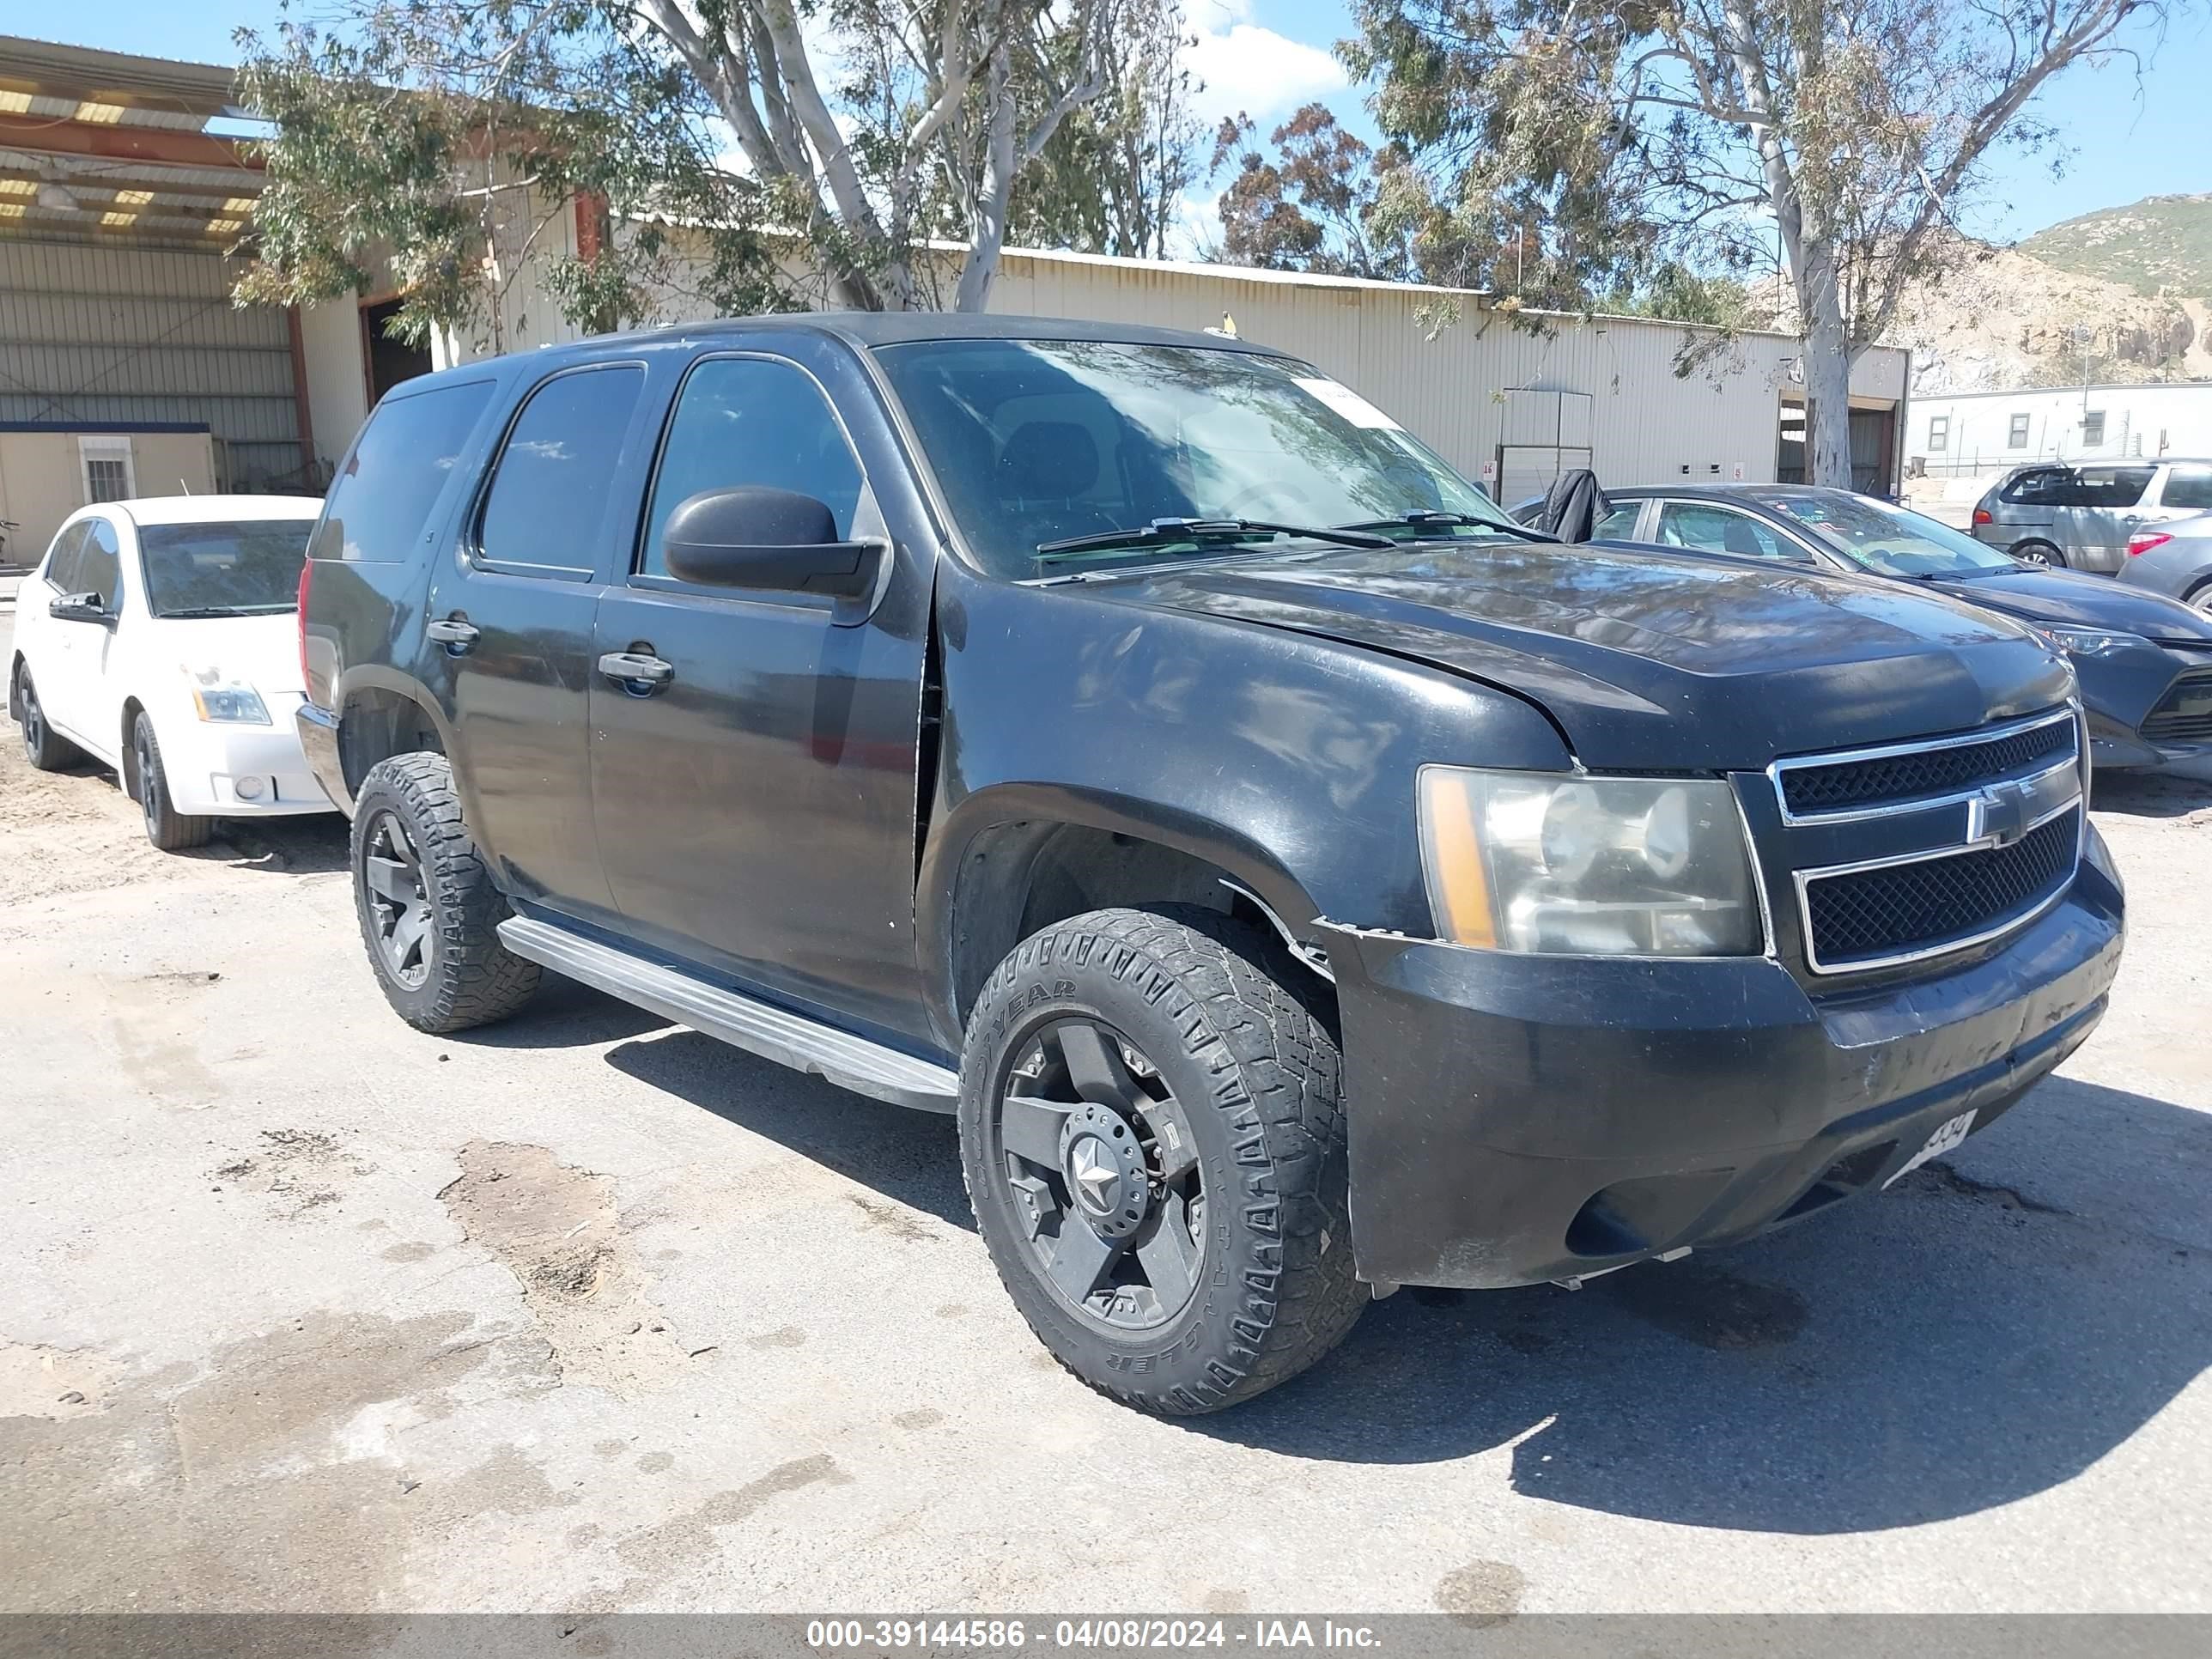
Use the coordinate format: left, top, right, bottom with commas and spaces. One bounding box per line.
295, 702, 353, 816
1321, 848, 2124, 1291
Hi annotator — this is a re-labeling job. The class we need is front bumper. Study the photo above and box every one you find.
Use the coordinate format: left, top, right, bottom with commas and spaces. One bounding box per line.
2078, 647, 2212, 768
156, 695, 336, 817
1320, 850, 2124, 1291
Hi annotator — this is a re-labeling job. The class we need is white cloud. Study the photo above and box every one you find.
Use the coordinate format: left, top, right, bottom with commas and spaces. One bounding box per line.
1169, 189, 1226, 259
1183, 4, 1347, 130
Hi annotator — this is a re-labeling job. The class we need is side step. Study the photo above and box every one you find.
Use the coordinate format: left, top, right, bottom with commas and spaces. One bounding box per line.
496, 917, 960, 1114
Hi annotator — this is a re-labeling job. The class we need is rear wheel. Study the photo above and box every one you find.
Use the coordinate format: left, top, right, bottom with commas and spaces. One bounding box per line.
14, 662, 82, 772
959, 905, 1364, 1415
349, 752, 540, 1033
2187, 580, 2212, 615
131, 713, 214, 850
2013, 540, 2065, 568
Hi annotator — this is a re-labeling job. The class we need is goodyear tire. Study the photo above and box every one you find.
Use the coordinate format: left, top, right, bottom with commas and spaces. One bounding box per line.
959, 905, 1364, 1414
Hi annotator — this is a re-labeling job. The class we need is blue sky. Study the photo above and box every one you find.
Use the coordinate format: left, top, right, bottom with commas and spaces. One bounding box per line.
31, 0, 2209, 244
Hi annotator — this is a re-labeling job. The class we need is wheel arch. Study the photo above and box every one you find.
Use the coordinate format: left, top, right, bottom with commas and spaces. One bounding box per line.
332, 672, 453, 800
921, 783, 1334, 1042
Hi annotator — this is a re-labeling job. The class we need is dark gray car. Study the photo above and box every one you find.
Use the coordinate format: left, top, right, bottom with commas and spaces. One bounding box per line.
2118, 510, 2212, 615
1516, 483, 2212, 769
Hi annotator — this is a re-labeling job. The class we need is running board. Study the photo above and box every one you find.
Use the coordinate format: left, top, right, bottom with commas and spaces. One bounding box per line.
496, 917, 959, 1114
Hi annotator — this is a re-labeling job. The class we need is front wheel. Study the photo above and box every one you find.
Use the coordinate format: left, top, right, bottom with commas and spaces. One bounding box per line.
349, 752, 540, 1033
2013, 540, 2065, 569
131, 713, 214, 850
958, 906, 1364, 1414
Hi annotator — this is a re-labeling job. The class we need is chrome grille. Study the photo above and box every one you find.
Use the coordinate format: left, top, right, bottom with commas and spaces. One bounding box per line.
1801, 811, 2080, 971
2142, 670, 2212, 746
1778, 708, 2085, 975
1774, 712, 2075, 818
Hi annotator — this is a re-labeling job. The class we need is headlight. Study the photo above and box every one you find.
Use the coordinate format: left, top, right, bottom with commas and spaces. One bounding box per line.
185, 666, 270, 725
2038, 625, 2148, 657
1418, 767, 1763, 956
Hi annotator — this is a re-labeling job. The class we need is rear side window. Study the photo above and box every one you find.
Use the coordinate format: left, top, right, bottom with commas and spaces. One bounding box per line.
2072, 465, 2154, 507
638, 356, 864, 579
317, 379, 496, 562
476, 365, 647, 576
2161, 465, 2212, 511
1592, 504, 1640, 540
2000, 468, 2069, 505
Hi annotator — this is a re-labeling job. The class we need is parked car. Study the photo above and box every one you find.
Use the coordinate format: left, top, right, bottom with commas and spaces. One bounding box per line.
1515, 484, 2212, 773
2119, 510, 2212, 615
1967, 458, 2212, 572
297, 315, 2122, 1415
8, 495, 334, 848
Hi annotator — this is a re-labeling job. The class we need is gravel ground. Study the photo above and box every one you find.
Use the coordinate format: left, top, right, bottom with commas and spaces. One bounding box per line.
3, 604, 2209, 1615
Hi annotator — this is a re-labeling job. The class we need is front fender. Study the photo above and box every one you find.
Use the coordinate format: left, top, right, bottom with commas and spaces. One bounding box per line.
917, 565, 1572, 1039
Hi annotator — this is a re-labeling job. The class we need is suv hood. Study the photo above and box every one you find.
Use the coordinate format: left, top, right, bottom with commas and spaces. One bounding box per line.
1083, 540, 2075, 770
1927, 566, 2212, 644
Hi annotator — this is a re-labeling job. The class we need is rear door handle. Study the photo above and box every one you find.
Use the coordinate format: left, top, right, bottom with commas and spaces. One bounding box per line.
598, 651, 674, 690
426, 617, 479, 648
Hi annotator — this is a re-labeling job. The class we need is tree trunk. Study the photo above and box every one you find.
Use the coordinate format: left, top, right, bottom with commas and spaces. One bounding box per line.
954, 42, 1017, 313
1797, 238, 1855, 489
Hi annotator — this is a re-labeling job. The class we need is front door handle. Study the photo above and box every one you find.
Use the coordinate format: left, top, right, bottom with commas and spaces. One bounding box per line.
598, 651, 674, 691
426, 617, 479, 649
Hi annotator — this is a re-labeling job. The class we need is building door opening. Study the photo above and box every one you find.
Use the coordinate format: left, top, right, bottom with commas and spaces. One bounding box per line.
361, 298, 434, 404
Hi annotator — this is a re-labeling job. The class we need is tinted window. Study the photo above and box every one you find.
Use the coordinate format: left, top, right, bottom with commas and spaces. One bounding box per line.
317, 379, 496, 563
42, 522, 88, 592
1592, 504, 1640, 540
79, 517, 122, 609
2161, 465, 2212, 511
139, 520, 313, 617
477, 365, 647, 574
2072, 465, 2154, 507
1655, 502, 1800, 561
2000, 467, 2069, 505
640, 357, 863, 578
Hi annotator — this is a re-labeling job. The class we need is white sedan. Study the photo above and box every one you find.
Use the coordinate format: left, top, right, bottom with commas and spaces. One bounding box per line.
7, 495, 337, 848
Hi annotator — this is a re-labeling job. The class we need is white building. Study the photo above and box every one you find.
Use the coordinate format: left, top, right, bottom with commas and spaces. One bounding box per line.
1905, 382, 2212, 479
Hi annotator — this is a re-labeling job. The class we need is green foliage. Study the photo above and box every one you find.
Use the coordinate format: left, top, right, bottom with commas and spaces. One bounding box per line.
2021, 193, 2212, 300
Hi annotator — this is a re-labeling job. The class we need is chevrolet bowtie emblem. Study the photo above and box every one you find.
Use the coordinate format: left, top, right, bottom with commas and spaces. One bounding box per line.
1968, 780, 2032, 848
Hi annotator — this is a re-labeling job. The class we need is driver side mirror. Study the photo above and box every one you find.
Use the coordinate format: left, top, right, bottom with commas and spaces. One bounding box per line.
49, 592, 115, 628
661, 486, 884, 605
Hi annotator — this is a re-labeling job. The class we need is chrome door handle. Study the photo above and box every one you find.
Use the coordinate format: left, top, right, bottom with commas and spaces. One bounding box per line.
426, 617, 480, 648
598, 651, 674, 690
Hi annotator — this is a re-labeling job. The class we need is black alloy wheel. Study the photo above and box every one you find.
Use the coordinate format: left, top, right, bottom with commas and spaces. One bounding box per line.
132, 723, 160, 840
994, 1015, 1206, 1330
362, 809, 434, 988
20, 668, 44, 758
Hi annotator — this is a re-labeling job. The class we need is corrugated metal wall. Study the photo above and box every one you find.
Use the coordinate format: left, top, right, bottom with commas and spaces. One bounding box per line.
0, 236, 303, 487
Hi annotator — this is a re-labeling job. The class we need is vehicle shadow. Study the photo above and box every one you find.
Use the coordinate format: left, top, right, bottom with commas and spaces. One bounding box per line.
446, 972, 677, 1048
2094, 768, 2212, 818
190, 814, 353, 875
1189, 1073, 2211, 1534
605, 1026, 972, 1231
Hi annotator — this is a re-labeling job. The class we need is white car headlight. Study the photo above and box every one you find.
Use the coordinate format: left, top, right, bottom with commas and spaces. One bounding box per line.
185, 665, 270, 725
2038, 625, 2148, 657
1418, 767, 1764, 956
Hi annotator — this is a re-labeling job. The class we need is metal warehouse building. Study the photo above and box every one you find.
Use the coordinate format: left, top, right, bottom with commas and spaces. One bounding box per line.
3, 32, 1907, 568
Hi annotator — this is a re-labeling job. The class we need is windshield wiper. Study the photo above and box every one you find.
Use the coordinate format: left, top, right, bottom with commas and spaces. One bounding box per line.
158, 605, 278, 618
1334, 509, 1555, 544
1035, 517, 1394, 563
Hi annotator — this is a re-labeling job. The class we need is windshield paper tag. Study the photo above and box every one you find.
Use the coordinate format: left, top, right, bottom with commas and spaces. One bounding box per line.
1294, 376, 1402, 431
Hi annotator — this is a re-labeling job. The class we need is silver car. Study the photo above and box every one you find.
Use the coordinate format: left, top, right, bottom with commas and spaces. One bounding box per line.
1971, 458, 2212, 573
2118, 510, 2212, 614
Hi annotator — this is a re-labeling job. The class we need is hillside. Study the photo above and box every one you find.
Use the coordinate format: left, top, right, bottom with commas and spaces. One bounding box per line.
1882, 234, 2202, 393
2020, 194, 2212, 300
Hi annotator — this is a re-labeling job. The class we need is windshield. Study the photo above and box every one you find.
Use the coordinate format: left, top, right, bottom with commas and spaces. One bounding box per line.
1762, 493, 2019, 578
872, 338, 1516, 579
138, 520, 314, 617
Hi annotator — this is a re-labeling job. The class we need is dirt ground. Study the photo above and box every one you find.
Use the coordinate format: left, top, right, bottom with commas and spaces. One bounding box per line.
4, 605, 2211, 1614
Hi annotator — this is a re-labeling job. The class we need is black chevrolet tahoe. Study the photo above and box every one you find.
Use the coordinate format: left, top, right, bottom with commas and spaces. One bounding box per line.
296, 314, 2125, 1414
